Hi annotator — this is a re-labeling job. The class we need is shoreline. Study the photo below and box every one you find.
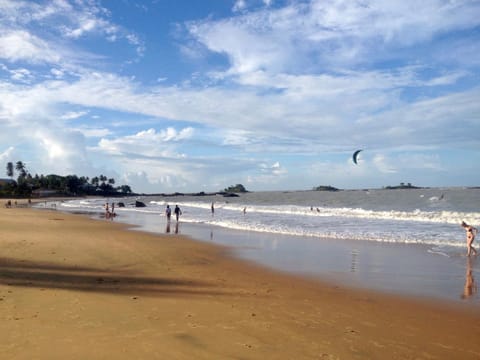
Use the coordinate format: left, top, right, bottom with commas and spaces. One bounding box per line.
78, 207, 480, 305
1, 205, 480, 359
27, 197, 480, 305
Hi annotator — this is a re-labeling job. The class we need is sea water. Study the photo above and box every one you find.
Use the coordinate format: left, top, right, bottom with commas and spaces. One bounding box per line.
46, 187, 480, 302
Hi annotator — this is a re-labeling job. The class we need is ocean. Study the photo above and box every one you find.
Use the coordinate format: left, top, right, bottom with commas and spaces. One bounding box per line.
42, 187, 480, 303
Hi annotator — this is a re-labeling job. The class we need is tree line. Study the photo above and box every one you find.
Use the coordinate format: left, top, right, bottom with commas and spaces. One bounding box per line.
1, 161, 133, 198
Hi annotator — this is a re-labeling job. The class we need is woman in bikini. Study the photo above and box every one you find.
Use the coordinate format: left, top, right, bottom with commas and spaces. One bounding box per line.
461, 221, 478, 256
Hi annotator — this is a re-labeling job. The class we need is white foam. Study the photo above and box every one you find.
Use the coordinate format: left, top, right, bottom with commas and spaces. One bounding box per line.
49, 195, 474, 251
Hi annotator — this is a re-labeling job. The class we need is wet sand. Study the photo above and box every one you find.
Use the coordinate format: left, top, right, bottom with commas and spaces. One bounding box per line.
1, 204, 480, 359
110, 211, 480, 303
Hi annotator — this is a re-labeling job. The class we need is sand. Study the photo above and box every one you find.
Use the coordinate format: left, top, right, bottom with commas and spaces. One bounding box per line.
0, 203, 479, 359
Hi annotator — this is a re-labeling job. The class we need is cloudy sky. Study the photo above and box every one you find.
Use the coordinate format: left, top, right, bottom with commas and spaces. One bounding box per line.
0, 0, 479, 193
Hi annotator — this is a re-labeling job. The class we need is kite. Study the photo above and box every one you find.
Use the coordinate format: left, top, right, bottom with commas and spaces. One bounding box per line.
352, 149, 362, 165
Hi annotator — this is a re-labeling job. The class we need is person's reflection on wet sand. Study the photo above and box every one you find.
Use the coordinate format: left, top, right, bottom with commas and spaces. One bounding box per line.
350, 249, 358, 273
175, 222, 179, 234
165, 222, 171, 234
461, 257, 477, 299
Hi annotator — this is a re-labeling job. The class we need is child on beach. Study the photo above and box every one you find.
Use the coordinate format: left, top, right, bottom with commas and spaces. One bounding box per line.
461, 221, 478, 256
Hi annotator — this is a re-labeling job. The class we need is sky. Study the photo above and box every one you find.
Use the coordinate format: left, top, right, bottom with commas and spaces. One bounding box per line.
0, 0, 479, 193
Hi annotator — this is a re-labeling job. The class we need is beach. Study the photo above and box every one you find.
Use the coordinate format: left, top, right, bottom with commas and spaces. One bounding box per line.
57, 189, 480, 303
1, 204, 480, 359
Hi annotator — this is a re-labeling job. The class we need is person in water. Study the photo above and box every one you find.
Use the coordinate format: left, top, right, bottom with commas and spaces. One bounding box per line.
174, 205, 182, 222
461, 221, 478, 256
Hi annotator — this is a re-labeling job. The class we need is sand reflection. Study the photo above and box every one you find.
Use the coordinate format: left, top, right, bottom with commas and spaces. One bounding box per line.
350, 249, 358, 273
461, 257, 477, 299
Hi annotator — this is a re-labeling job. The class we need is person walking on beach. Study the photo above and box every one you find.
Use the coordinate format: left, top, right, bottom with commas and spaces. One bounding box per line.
211, 202, 215, 216
174, 205, 182, 222
165, 205, 172, 222
461, 221, 478, 256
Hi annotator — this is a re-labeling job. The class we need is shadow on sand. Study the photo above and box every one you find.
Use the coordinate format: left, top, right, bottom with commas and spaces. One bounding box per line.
0, 257, 222, 297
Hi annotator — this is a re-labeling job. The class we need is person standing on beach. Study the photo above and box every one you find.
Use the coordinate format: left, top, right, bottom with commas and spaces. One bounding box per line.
105, 202, 110, 218
211, 202, 215, 216
165, 205, 172, 222
174, 205, 182, 222
461, 221, 478, 256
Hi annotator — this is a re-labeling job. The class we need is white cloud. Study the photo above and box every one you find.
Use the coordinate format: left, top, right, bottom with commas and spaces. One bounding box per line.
50, 68, 65, 78
221, 129, 252, 146
0, 0, 144, 66
74, 126, 111, 138
0, 31, 61, 64
10, 68, 32, 82
1, 64, 478, 154
260, 161, 287, 176
96, 127, 194, 158
373, 154, 397, 174
114, 157, 205, 193
397, 153, 443, 171
63, 18, 99, 38
0, 0, 110, 40
60, 110, 89, 120
4, 123, 92, 176
0, 64, 34, 82
359, 88, 480, 148
233, 0, 247, 12
188, 0, 480, 74
0, 146, 16, 165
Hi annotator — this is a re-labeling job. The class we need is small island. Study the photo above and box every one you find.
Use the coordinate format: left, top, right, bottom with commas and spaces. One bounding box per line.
223, 184, 248, 193
312, 185, 340, 192
384, 182, 422, 190
216, 184, 248, 197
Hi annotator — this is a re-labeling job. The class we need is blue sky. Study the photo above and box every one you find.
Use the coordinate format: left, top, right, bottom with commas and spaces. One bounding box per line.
0, 0, 479, 193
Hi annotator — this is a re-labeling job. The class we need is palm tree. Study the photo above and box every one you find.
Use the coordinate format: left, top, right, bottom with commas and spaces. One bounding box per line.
15, 161, 27, 178
91, 176, 99, 188
6, 162, 14, 179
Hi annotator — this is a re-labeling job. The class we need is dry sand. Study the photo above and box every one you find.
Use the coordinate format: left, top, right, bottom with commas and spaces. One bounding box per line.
0, 203, 479, 359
